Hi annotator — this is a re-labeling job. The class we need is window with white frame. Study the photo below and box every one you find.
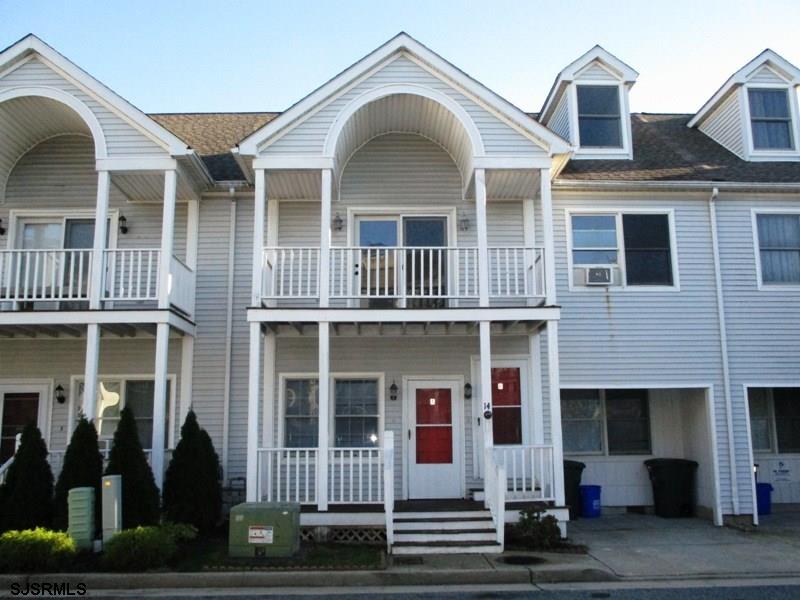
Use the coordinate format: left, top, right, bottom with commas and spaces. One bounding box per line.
577, 85, 622, 148
748, 88, 794, 151
283, 376, 381, 448
748, 387, 800, 453
77, 377, 172, 450
561, 389, 651, 455
570, 212, 675, 288
755, 213, 800, 285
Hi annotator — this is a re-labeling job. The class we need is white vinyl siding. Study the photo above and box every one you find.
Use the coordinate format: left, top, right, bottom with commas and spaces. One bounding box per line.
264, 55, 544, 156
549, 92, 571, 142
698, 91, 746, 159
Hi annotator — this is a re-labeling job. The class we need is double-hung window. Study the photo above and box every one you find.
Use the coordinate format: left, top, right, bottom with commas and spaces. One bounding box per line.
748, 88, 794, 151
577, 85, 622, 148
77, 377, 172, 450
570, 211, 675, 288
748, 388, 800, 454
755, 213, 800, 285
283, 376, 381, 448
561, 389, 651, 455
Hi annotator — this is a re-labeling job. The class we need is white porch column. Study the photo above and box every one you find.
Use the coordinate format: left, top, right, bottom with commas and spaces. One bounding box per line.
546, 321, 565, 506
539, 168, 557, 305
479, 320, 494, 448
319, 169, 332, 308
264, 198, 279, 308
262, 331, 277, 449
317, 322, 330, 510
529, 331, 545, 445
179, 334, 194, 426
186, 199, 200, 270
246, 322, 262, 502
89, 170, 110, 309
151, 322, 170, 489
252, 169, 266, 306
82, 323, 101, 422
474, 168, 490, 307
158, 170, 177, 309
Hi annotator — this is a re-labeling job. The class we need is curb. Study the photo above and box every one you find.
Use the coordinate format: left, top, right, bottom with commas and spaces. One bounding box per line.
0, 568, 616, 589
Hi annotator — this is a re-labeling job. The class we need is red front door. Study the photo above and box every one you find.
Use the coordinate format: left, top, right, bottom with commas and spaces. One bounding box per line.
492, 368, 522, 445
408, 381, 462, 498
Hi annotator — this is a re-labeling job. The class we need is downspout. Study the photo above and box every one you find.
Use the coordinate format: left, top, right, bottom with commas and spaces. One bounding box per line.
708, 187, 739, 515
221, 191, 237, 478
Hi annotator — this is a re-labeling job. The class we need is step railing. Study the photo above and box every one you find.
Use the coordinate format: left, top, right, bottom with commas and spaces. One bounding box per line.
483, 445, 506, 548
493, 445, 556, 501
0, 249, 93, 302
383, 432, 395, 551
328, 447, 383, 504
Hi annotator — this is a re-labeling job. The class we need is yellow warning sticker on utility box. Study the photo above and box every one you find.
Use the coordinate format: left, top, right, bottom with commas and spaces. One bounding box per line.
248, 525, 274, 544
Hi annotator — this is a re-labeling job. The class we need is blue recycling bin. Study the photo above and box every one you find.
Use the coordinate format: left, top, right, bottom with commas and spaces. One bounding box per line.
756, 482, 773, 516
579, 484, 602, 518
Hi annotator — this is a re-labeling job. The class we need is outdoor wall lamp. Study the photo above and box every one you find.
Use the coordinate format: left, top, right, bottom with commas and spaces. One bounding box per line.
464, 382, 473, 399
118, 215, 129, 235
55, 384, 67, 405
389, 381, 399, 402
458, 211, 470, 232
0, 218, 5, 236
332, 213, 344, 231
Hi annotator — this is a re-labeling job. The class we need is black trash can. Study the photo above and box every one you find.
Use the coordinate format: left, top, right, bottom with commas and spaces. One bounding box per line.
644, 458, 698, 518
563, 460, 586, 519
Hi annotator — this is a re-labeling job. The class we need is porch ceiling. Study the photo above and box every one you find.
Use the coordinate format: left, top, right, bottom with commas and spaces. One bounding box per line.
0, 322, 166, 339
258, 320, 546, 338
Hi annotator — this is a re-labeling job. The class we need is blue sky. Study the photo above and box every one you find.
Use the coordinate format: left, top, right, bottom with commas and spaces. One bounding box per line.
1, 0, 799, 115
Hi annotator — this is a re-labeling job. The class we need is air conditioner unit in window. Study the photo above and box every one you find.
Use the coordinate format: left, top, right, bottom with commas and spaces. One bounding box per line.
585, 267, 612, 286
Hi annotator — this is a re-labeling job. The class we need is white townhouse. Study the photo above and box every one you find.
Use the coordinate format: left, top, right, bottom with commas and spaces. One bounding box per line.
0, 32, 799, 554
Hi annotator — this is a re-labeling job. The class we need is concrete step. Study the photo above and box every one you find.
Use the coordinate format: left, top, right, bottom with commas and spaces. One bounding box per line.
393, 510, 490, 521
392, 541, 502, 555
394, 518, 492, 531
394, 529, 497, 543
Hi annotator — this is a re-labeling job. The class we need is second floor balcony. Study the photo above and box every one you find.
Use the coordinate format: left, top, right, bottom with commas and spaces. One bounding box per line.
0, 248, 195, 316
260, 245, 546, 307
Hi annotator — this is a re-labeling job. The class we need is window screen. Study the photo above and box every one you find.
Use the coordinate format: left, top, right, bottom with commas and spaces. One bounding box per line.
334, 379, 379, 447
757, 214, 800, 284
749, 89, 793, 150
605, 389, 651, 454
577, 85, 622, 148
284, 379, 319, 447
622, 214, 673, 285
561, 389, 603, 453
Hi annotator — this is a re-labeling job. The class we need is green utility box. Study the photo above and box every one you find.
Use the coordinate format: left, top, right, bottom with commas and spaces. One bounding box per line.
67, 487, 95, 551
228, 502, 300, 558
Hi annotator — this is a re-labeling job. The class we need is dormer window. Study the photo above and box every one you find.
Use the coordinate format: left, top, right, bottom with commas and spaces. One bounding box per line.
577, 85, 622, 148
748, 88, 794, 150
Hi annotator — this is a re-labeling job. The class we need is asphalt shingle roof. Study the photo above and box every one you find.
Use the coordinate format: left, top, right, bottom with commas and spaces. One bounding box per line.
147, 111, 800, 184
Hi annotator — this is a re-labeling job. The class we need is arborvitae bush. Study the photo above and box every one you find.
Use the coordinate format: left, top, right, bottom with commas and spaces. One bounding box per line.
53, 417, 104, 531
104, 407, 160, 528
162, 410, 222, 534
0, 424, 54, 532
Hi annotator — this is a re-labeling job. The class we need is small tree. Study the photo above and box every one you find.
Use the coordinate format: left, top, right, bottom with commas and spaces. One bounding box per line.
104, 407, 160, 528
0, 424, 54, 532
53, 417, 104, 531
162, 410, 222, 534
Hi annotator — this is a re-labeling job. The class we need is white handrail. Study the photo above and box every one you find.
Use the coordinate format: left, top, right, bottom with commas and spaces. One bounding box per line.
483, 445, 506, 548
383, 431, 395, 551
263, 247, 320, 298
0, 249, 93, 302
103, 248, 161, 301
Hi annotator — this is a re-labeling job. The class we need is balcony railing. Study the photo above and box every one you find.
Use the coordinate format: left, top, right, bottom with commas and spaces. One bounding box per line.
0, 248, 195, 316
262, 246, 545, 303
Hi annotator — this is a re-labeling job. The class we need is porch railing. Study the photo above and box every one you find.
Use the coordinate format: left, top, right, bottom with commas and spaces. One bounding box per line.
257, 448, 319, 504
168, 255, 195, 315
0, 249, 93, 302
261, 246, 545, 302
46, 447, 172, 481
328, 447, 383, 504
103, 248, 161, 302
493, 445, 556, 501
383, 432, 395, 551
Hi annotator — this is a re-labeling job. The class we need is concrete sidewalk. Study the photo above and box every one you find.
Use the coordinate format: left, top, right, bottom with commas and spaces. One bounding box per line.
568, 511, 800, 579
